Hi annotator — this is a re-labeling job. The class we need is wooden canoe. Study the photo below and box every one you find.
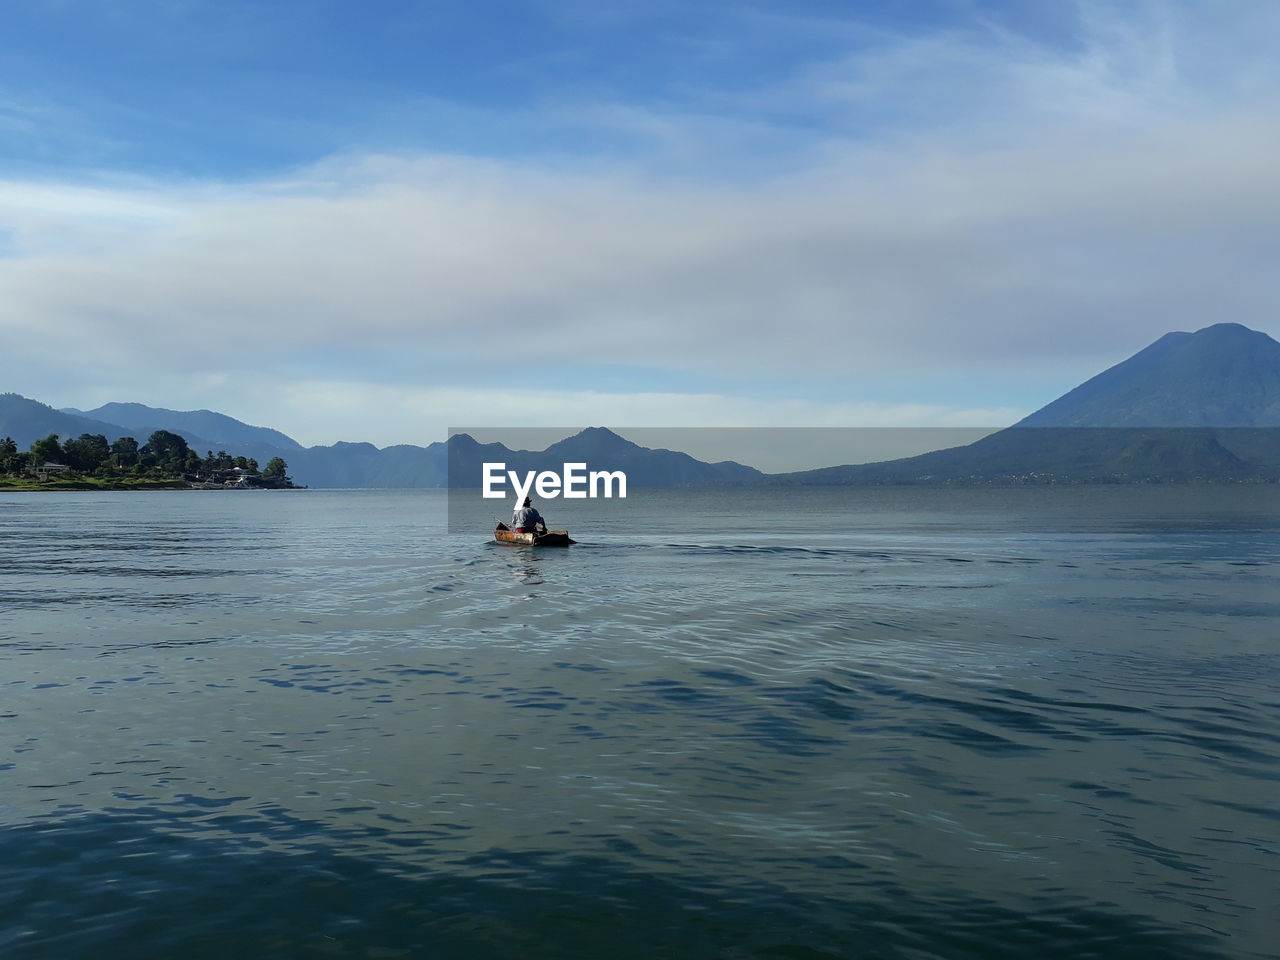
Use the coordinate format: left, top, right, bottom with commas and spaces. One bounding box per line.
494, 527, 576, 546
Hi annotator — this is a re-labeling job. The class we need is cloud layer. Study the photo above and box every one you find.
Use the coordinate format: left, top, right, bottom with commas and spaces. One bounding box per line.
2, 1, 1277, 448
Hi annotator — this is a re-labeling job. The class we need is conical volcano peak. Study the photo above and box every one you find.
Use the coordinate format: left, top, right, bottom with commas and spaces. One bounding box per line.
576, 426, 628, 441
546, 427, 639, 454
1017, 323, 1280, 428
1193, 321, 1262, 336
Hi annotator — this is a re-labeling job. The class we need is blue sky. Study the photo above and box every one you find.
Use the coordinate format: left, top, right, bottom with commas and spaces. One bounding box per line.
3, 0, 1070, 178
3, 0, 1278, 452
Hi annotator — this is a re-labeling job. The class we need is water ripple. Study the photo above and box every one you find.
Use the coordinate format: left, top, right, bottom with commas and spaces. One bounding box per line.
2, 488, 1277, 959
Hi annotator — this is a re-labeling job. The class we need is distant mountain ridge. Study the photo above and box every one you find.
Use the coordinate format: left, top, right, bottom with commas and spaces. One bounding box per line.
444, 428, 761, 488
773, 323, 1280, 484
63, 402, 303, 451
1017, 323, 1280, 427
7, 323, 1280, 486
2, 394, 135, 448
2, 395, 760, 488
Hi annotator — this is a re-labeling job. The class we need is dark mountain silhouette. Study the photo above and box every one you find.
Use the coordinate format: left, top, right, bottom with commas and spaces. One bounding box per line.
445, 427, 761, 487
1017, 323, 1280, 427
774, 323, 1280, 484
2, 394, 293, 470
1, 394, 153, 449
10, 322, 1279, 486
1, 394, 759, 488
259, 428, 760, 488
0, 394, 433, 485
64, 402, 303, 451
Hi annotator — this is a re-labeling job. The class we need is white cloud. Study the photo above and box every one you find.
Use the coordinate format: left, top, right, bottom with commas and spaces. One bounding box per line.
1, 0, 1277, 444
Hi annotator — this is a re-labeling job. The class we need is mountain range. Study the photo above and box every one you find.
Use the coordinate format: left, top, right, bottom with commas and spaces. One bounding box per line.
63, 402, 304, 451
776, 323, 1280, 484
0, 395, 761, 488
1017, 323, 1280, 428
4, 322, 1280, 485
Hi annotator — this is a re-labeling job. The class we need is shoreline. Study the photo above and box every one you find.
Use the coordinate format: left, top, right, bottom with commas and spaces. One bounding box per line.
0, 479, 188, 491
0, 480, 291, 492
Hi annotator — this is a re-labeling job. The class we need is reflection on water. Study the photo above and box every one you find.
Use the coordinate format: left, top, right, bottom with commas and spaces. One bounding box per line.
1, 487, 1278, 959
503, 549, 547, 586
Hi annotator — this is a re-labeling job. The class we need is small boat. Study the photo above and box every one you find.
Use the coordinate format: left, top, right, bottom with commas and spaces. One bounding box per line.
494, 523, 575, 546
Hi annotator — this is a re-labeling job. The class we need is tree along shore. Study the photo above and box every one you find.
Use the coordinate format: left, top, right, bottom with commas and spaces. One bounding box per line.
0, 430, 299, 490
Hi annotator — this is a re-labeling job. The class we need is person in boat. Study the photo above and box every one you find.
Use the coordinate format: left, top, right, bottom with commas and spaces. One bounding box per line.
512, 496, 547, 534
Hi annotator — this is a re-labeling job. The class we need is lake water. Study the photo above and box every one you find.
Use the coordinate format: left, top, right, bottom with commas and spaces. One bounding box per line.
1, 486, 1277, 959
